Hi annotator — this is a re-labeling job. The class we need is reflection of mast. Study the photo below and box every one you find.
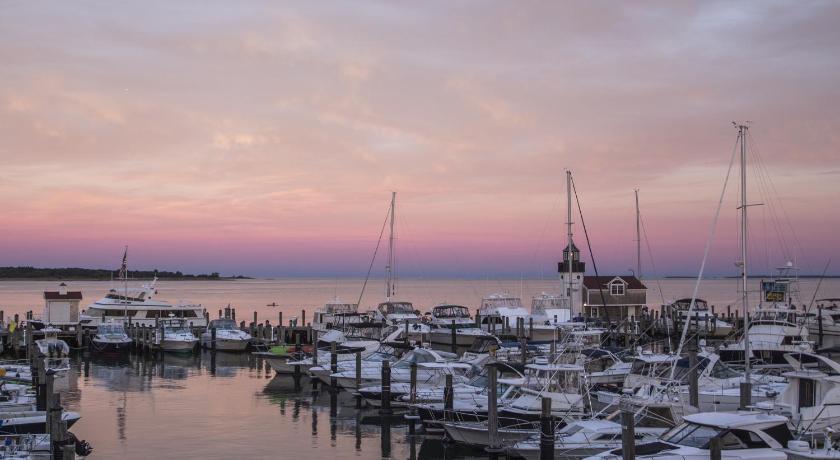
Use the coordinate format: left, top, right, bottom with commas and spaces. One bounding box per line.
117, 390, 127, 441
385, 192, 396, 301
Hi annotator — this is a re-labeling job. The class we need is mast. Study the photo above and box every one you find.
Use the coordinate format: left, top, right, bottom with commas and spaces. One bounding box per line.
122, 246, 129, 320
385, 192, 396, 301
737, 123, 752, 395
635, 189, 641, 279
566, 170, 574, 317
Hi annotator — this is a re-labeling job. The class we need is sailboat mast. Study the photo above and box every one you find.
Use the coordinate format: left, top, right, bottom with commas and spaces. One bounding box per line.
123, 246, 129, 320
566, 170, 574, 317
635, 189, 641, 279
386, 192, 396, 301
738, 124, 751, 385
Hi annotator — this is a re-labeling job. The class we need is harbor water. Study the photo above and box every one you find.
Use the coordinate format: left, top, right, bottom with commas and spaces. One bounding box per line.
1, 277, 838, 459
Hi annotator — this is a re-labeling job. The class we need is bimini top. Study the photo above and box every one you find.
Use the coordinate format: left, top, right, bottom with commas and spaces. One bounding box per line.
683, 411, 788, 430
526, 363, 585, 372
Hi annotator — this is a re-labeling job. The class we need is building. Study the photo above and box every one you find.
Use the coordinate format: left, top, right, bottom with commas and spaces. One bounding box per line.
43, 282, 83, 326
581, 276, 647, 321
557, 242, 585, 311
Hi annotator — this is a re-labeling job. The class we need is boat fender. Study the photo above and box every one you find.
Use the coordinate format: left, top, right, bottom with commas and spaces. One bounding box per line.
787, 440, 809, 452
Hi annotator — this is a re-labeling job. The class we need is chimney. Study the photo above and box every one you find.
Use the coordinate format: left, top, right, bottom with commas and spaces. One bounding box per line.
59, 282, 67, 296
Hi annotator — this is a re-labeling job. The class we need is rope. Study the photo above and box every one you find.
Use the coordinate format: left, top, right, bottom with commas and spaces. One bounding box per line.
356, 204, 392, 308
569, 174, 610, 324
670, 134, 739, 375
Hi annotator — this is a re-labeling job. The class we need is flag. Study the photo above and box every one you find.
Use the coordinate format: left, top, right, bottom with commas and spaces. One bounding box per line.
118, 247, 128, 279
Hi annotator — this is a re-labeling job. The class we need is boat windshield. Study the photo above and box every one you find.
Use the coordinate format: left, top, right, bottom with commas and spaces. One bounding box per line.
211, 319, 237, 330
98, 324, 125, 335
394, 349, 437, 368
708, 360, 741, 379
662, 423, 721, 448
165, 327, 191, 334
672, 357, 711, 383
326, 303, 357, 314
379, 302, 415, 315
433, 305, 470, 318
481, 296, 523, 309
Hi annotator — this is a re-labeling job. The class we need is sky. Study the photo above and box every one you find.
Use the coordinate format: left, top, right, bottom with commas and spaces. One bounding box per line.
1, 1, 839, 278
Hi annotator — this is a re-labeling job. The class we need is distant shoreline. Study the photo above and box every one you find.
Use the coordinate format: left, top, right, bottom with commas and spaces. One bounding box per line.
0, 266, 253, 281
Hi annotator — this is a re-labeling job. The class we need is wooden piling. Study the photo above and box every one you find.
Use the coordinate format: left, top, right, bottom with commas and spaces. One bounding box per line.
620, 401, 635, 460
486, 361, 501, 457
444, 373, 453, 416
330, 342, 338, 388
380, 360, 392, 415
450, 319, 457, 354
688, 339, 699, 408
710, 436, 722, 460
540, 397, 554, 460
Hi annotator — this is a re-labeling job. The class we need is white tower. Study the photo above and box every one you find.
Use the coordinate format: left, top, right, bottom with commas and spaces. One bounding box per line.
558, 242, 585, 313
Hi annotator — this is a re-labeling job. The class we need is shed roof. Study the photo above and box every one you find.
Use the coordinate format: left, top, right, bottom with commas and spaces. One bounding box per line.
44, 291, 83, 300
583, 276, 646, 290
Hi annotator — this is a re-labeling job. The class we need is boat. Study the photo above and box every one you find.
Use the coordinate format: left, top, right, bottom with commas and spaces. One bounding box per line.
90, 322, 132, 355
427, 304, 493, 348
312, 298, 361, 333
200, 318, 251, 351
510, 419, 667, 460
34, 328, 69, 357
329, 348, 463, 389
0, 434, 52, 459
755, 351, 840, 435
718, 305, 811, 367
82, 276, 206, 328
477, 293, 530, 332
586, 411, 793, 459
368, 193, 426, 339
155, 318, 198, 353
807, 299, 840, 352
662, 297, 734, 338
0, 410, 81, 435
260, 330, 383, 375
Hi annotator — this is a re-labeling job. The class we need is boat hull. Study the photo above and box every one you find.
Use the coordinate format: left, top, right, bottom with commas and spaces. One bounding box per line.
159, 340, 197, 353
201, 337, 250, 351
90, 339, 132, 355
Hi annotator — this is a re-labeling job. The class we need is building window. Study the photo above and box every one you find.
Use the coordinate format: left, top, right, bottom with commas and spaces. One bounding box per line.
610, 282, 625, 296
592, 307, 599, 317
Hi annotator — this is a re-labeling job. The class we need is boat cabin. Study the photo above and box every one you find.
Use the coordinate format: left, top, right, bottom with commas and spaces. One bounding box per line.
208, 318, 238, 330
431, 305, 470, 319
377, 301, 416, 316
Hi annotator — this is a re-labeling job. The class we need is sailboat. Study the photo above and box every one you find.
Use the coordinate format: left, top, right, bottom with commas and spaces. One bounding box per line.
371, 192, 426, 339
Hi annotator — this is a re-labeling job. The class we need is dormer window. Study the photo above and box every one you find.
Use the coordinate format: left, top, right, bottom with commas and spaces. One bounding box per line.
610, 280, 625, 296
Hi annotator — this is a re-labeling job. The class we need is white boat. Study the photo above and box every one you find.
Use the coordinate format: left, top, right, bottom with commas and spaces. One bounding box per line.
477, 293, 530, 332
312, 298, 361, 332
663, 297, 734, 338
511, 419, 666, 460
82, 276, 206, 328
719, 306, 811, 367
155, 319, 198, 353
807, 299, 840, 351
428, 304, 493, 347
330, 348, 463, 389
200, 318, 251, 351
586, 411, 793, 459
756, 351, 840, 435
90, 322, 132, 355
34, 328, 69, 357
307, 347, 397, 383
269, 338, 383, 376
0, 434, 52, 459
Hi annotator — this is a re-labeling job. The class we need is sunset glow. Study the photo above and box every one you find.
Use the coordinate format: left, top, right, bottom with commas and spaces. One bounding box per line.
1, 2, 838, 276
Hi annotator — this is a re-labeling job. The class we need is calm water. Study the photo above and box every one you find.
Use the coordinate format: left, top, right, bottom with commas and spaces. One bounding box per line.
3, 277, 839, 459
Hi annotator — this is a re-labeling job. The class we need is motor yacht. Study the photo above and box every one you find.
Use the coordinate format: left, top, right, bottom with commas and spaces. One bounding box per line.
511, 419, 666, 460
200, 318, 251, 351
427, 304, 492, 348
82, 277, 206, 328
155, 319, 198, 353
90, 322, 132, 355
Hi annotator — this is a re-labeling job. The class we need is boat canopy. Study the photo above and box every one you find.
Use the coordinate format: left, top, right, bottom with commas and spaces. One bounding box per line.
432, 304, 470, 319
378, 301, 415, 315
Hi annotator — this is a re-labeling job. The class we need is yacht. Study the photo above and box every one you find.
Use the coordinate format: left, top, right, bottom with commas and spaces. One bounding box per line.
477, 293, 530, 332
329, 348, 463, 389
427, 304, 492, 348
663, 297, 734, 338
312, 298, 361, 332
200, 318, 251, 351
155, 319, 198, 353
756, 352, 840, 435
90, 322, 132, 355
588, 412, 793, 459
82, 277, 206, 328
261, 330, 383, 375
718, 306, 811, 367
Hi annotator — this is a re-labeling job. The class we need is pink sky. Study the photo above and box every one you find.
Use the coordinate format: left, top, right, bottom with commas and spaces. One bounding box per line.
1, 1, 838, 277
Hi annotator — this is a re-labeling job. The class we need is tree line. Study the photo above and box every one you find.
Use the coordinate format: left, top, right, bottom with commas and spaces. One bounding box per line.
0, 266, 251, 280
